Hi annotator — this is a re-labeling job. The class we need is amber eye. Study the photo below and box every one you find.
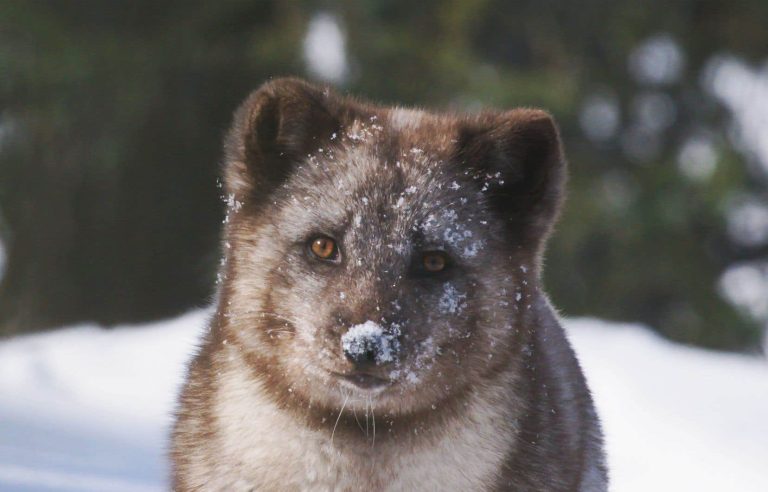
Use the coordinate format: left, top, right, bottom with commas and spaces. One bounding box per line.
309, 236, 338, 260
422, 252, 447, 272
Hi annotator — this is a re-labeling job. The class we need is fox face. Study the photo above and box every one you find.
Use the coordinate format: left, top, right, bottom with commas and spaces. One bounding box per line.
217, 78, 565, 419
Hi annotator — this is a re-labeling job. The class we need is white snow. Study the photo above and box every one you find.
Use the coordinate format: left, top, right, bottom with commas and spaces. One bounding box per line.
438, 283, 467, 315
340, 321, 397, 364
568, 318, 768, 492
1, 311, 767, 491
0, 310, 208, 492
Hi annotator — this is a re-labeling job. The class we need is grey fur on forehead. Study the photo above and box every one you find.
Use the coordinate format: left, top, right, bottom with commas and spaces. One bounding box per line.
275, 128, 497, 259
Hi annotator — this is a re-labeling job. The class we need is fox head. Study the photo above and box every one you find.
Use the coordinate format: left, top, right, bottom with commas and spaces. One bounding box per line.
216, 78, 566, 420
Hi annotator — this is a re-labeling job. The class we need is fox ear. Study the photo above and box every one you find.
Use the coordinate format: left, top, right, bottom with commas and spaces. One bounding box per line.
223, 77, 341, 199
457, 109, 566, 250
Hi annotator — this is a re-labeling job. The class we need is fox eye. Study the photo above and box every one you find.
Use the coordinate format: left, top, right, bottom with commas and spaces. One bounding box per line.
422, 251, 448, 273
309, 236, 338, 261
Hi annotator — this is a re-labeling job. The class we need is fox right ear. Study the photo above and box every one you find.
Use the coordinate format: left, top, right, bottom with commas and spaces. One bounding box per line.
223, 78, 341, 199
456, 109, 566, 252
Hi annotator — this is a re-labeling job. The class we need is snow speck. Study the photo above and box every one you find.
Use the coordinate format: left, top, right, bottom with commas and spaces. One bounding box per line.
430, 208, 483, 258
405, 371, 420, 384
225, 193, 243, 212
438, 283, 467, 315
462, 241, 483, 258
340, 321, 398, 364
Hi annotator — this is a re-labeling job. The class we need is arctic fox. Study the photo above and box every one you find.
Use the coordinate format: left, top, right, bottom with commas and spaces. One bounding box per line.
172, 78, 607, 491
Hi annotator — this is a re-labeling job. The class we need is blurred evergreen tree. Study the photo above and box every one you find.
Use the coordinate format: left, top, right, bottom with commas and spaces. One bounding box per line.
0, 0, 307, 332
1, 0, 766, 350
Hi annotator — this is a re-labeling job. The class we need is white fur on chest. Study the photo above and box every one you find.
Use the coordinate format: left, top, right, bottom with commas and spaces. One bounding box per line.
196, 359, 516, 491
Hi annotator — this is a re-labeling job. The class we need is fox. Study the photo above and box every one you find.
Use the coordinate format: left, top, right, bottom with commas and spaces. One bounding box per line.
171, 77, 607, 491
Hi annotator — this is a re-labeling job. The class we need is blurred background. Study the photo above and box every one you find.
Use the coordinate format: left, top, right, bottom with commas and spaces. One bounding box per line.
2, 0, 768, 352
2, 3, 768, 491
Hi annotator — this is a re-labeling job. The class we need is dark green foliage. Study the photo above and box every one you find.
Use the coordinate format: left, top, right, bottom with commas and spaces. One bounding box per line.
1, 0, 766, 350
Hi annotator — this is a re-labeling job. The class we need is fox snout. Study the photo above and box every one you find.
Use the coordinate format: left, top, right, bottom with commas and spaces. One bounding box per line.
340, 321, 400, 367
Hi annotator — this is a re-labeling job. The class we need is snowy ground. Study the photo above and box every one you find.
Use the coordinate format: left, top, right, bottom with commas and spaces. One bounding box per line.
0, 311, 766, 491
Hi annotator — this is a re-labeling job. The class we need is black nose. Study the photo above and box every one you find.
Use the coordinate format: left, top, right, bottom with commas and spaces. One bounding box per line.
343, 341, 378, 366
341, 322, 398, 366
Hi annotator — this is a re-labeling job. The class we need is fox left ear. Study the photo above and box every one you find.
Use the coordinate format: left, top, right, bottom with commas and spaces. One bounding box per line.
222, 78, 343, 201
456, 108, 566, 251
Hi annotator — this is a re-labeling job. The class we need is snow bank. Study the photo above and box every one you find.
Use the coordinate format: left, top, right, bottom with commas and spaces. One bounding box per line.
567, 318, 768, 491
0, 311, 766, 491
0, 310, 208, 492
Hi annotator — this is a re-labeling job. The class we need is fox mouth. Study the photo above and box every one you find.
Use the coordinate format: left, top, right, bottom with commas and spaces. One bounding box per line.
334, 372, 390, 390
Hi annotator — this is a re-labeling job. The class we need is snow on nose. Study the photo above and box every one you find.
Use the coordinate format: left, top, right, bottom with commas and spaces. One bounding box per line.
341, 321, 398, 365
